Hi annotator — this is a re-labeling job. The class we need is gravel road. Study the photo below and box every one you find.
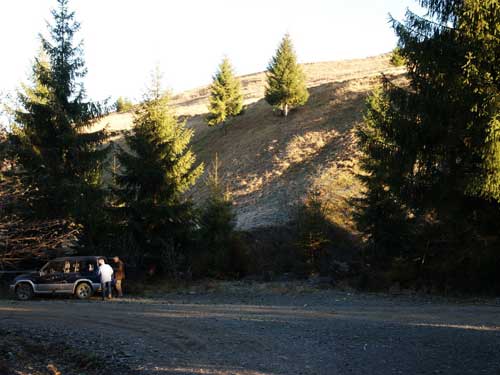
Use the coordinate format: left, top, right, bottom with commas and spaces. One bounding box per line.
0, 287, 499, 375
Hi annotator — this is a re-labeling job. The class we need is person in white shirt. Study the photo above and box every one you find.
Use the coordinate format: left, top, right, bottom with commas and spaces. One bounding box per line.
98, 258, 114, 300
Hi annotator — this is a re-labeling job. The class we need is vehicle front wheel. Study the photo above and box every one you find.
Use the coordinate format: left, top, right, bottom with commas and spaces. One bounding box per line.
74, 282, 93, 300
15, 283, 34, 301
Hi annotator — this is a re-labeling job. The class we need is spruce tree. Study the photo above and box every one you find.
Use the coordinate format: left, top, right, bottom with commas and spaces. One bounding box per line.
207, 58, 243, 127
357, 0, 500, 290
196, 154, 246, 278
265, 34, 309, 117
116, 70, 204, 272
356, 87, 414, 260
458, 0, 500, 202
11, 0, 109, 237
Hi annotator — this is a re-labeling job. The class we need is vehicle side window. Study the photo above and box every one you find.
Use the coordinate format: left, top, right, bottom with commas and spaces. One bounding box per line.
63, 261, 71, 273
73, 261, 90, 273
46, 261, 64, 274
80, 261, 96, 274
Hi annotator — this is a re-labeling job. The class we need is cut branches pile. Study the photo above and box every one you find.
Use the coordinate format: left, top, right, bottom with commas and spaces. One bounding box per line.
0, 176, 79, 268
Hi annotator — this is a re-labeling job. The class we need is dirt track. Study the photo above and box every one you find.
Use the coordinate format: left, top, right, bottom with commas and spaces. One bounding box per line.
0, 288, 499, 375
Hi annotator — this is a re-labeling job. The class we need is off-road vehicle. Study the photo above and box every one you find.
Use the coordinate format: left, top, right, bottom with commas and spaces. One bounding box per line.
10, 256, 105, 300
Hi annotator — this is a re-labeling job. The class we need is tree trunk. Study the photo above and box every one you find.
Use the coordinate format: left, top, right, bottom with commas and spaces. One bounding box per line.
283, 103, 289, 117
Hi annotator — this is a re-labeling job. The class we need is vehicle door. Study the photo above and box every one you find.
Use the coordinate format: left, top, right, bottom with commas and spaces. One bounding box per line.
36, 261, 66, 292
58, 260, 78, 292
80, 259, 100, 284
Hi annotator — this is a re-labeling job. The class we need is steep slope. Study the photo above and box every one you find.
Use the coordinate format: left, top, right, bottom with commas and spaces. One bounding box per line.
96, 54, 405, 231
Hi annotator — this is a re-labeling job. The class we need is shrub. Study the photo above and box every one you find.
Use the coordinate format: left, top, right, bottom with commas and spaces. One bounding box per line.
390, 47, 405, 67
115, 96, 134, 112
193, 155, 248, 278
294, 193, 358, 276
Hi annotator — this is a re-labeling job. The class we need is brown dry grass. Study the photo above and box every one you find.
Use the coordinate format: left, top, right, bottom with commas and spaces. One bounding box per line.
93, 54, 406, 232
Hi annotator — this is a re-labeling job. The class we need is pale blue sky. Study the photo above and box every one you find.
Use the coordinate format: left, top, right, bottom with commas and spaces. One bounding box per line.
0, 0, 422, 102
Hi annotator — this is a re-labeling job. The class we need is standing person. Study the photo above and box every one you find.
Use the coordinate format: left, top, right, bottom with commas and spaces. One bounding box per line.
112, 256, 125, 297
98, 258, 114, 300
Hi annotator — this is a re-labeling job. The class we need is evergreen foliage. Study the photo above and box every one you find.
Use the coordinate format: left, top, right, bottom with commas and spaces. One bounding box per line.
115, 70, 204, 273
195, 154, 247, 278
295, 194, 332, 276
293, 192, 358, 277
115, 97, 134, 113
10, 0, 109, 241
265, 34, 309, 117
389, 47, 405, 67
357, 0, 500, 291
459, 0, 500, 202
207, 58, 243, 127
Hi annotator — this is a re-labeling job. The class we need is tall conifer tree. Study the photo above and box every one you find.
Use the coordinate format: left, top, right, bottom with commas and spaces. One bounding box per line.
116, 70, 204, 271
265, 34, 309, 117
357, 0, 500, 290
207, 58, 243, 127
11, 0, 109, 238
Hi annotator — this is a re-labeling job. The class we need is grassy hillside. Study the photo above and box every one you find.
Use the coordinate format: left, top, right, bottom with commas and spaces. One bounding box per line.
95, 54, 405, 231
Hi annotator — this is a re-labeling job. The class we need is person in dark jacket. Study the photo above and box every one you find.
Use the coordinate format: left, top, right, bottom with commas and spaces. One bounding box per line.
112, 256, 125, 297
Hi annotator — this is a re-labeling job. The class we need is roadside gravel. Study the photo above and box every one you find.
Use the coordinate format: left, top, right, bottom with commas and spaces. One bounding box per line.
0, 284, 499, 375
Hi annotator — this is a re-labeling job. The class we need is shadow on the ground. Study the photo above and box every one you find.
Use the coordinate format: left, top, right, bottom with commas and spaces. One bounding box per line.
1, 296, 499, 375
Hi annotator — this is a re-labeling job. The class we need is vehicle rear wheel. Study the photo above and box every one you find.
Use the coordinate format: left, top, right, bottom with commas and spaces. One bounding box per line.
74, 282, 93, 300
15, 283, 34, 301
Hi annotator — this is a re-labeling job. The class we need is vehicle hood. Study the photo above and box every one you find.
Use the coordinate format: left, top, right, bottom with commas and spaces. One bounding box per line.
13, 272, 38, 282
